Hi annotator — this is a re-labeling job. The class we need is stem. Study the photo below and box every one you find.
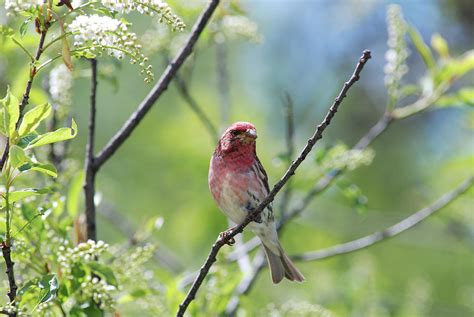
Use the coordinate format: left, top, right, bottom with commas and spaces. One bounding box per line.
83, 58, 98, 241
0, 29, 48, 170
176, 50, 372, 317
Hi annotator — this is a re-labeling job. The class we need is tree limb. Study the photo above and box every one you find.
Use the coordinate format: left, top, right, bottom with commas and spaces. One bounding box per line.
93, 0, 221, 170
224, 176, 473, 316
293, 176, 474, 261
1, 242, 17, 317
176, 49, 371, 317
83, 58, 98, 241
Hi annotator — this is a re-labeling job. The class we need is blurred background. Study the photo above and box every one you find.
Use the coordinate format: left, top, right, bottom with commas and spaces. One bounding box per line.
1, 0, 473, 316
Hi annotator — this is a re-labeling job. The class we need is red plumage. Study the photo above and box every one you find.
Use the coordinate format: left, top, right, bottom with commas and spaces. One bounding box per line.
209, 122, 304, 284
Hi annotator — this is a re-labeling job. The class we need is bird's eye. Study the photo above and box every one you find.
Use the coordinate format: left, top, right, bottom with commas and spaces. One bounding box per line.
231, 130, 243, 136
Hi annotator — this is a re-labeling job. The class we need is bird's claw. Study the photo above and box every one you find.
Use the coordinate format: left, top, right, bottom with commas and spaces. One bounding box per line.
219, 230, 235, 246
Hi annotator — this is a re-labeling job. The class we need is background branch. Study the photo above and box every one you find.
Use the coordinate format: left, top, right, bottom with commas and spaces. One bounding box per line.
93, 0, 221, 170
224, 176, 473, 315
83, 58, 98, 241
293, 176, 474, 261
176, 49, 371, 317
174, 73, 218, 143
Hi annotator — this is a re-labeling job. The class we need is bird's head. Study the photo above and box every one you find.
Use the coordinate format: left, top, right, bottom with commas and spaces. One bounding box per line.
216, 122, 258, 155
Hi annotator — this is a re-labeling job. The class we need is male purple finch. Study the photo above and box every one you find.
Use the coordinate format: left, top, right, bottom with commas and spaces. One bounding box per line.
209, 122, 304, 283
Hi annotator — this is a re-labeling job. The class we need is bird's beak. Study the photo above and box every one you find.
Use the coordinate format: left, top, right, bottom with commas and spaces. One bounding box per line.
243, 128, 257, 142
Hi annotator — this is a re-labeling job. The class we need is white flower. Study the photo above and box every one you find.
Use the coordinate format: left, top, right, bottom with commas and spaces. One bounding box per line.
68, 14, 154, 82
101, 0, 185, 31
49, 64, 73, 106
4, 0, 43, 15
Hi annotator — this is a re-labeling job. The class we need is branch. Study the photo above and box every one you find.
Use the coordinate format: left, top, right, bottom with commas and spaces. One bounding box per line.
224, 176, 473, 316
0, 29, 48, 170
83, 58, 98, 241
174, 73, 218, 143
293, 176, 474, 261
93, 0, 221, 170
278, 93, 296, 218
1, 243, 17, 316
176, 49, 372, 317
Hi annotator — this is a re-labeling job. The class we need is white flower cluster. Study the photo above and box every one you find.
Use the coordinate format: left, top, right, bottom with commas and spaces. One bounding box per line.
49, 64, 73, 106
384, 5, 409, 101
81, 275, 116, 310
4, 0, 43, 15
58, 239, 109, 275
68, 14, 154, 82
220, 15, 262, 43
101, 0, 185, 31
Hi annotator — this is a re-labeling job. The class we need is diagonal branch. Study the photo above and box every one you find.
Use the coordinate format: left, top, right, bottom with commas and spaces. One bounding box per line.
224, 176, 473, 316
174, 73, 218, 143
176, 49, 372, 317
93, 0, 221, 170
293, 176, 474, 261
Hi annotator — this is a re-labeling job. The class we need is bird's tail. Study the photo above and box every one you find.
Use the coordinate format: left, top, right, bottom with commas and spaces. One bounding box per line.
262, 241, 305, 284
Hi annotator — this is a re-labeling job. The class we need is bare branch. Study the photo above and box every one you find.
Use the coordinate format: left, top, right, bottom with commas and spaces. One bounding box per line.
174, 73, 219, 143
293, 176, 474, 261
93, 0, 221, 170
83, 58, 98, 241
176, 49, 372, 317
224, 176, 473, 315
1, 242, 17, 316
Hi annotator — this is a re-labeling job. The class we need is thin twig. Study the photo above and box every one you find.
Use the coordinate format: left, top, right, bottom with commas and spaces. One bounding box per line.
174, 73, 219, 143
293, 176, 474, 261
224, 176, 473, 316
93, 0, 221, 171
0, 29, 48, 170
279, 93, 296, 218
215, 39, 230, 132
176, 50, 371, 317
83, 58, 98, 241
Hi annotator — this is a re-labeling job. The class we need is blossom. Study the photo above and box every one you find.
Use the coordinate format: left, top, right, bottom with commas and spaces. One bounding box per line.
49, 64, 73, 106
101, 0, 185, 31
68, 14, 154, 82
4, 0, 43, 15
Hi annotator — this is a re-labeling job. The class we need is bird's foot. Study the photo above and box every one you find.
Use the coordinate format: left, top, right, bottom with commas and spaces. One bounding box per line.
219, 228, 236, 246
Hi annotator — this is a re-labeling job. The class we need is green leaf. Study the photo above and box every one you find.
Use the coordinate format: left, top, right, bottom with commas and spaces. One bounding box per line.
17, 278, 39, 296
19, 16, 32, 38
408, 26, 436, 70
7, 188, 51, 204
38, 274, 59, 304
19, 162, 58, 178
435, 51, 474, 85
9, 145, 30, 168
67, 171, 84, 218
436, 88, 474, 108
0, 25, 14, 37
0, 87, 20, 138
0, 109, 6, 135
431, 33, 449, 59
18, 103, 52, 137
26, 119, 77, 149
17, 132, 39, 148
88, 262, 118, 287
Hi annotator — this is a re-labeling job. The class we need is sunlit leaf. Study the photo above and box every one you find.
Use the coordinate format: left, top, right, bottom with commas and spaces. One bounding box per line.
9, 145, 30, 168
38, 274, 59, 304
19, 162, 58, 178
436, 88, 474, 108
0, 87, 20, 138
431, 33, 449, 59
408, 26, 436, 70
18, 103, 52, 137
26, 119, 78, 149
88, 262, 119, 287
7, 188, 51, 204
435, 51, 474, 85
17, 279, 38, 296
19, 16, 32, 38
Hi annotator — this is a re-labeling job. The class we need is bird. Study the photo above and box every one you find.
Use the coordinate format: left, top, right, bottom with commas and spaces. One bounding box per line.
208, 121, 304, 284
